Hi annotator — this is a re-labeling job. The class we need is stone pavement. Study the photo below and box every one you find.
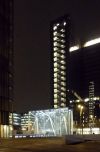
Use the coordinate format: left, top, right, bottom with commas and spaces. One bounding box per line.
0, 137, 100, 152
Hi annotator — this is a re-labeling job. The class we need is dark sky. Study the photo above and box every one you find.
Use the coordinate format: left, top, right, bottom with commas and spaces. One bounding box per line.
14, 0, 100, 112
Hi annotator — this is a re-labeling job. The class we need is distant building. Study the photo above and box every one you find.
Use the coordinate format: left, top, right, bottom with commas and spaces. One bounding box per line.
0, 0, 14, 138
49, 15, 100, 127
9, 112, 21, 134
69, 38, 100, 127
50, 15, 70, 108
69, 41, 100, 99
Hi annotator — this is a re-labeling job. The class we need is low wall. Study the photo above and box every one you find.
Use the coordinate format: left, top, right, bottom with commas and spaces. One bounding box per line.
65, 134, 100, 144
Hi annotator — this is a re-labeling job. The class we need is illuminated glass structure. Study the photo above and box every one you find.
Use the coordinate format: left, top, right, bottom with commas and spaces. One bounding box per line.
21, 108, 73, 136
0, 0, 14, 138
50, 15, 70, 108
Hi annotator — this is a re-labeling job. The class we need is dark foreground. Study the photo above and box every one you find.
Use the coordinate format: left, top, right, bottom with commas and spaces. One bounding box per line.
0, 137, 100, 152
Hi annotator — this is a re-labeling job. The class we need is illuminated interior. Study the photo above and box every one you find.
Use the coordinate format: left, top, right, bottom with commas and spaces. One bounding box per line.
21, 108, 73, 136
84, 37, 100, 47
69, 45, 80, 52
69, 37, 100, 52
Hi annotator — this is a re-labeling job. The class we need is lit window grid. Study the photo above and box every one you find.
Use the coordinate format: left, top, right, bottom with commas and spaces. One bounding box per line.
52, 21, 67, 108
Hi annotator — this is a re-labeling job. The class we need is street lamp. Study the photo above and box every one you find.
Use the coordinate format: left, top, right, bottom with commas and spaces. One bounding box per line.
78, 105, 84, 134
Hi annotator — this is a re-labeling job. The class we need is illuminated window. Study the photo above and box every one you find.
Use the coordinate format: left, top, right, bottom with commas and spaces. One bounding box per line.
61, 92, 64, 96
54, 57, 57, 62
54, 94, 57, 98
63, 22, 66, 26
54, 89, 57, 93
61, 65, 66, 70
54, 84, 57, 88
61, 98, 66, 102
54, 42, 61, 47
94, 97, 99, 100
60, 29, 65, 32
54, 104, 58, 108
61, 82, 66, 86
54, 68, 58, 72
54, 99, 58, 103
61, 39, 65, 43
69, 45, 79, 52
61, 44, 65, 48
61, 60, 65, 64
53, 37, 58, 41
54, 62, 58, 67
61, 71, 66, 75
54, 42, 58, 46
61, 76, 66, 81
54, 78, 57, 82
54, 73, 57, 77
61, 54, 65, 59
61, 49, 65, 54
54, 47, 58, 51
84, 37, 100, 47
61, 34, 65, 37
61, 103, 65, 107
56, 23, 59, 26
54, 52, 57, 57
53, 31, 57, 36
53, 25, 57, 30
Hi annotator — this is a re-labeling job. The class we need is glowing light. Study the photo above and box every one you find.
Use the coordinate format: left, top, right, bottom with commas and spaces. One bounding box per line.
53, 37, 58, 41
61, 29, 65, 32
54, 63, 57, 67
53, 31, 57, 36
84, 37, 100, 47
61, 54, 65, 59
56, 23, 59, 26
54, 99, 57, 103
69, 45, 80, 52
84, 98, 89, 102
54, 52, 57, 57
53, 26, 57, 30
61, 44, 65, 48
63, 22, 66, 26
78, 105, 83, 109
54, 105, 58, 108
61, 34, 65, 37
61, 103, 65, 107
93, 97, 100, 100
54, 73, 57, 77
61, 60, 65, 64
54, 47, 58, 51
54, 78, 57, 82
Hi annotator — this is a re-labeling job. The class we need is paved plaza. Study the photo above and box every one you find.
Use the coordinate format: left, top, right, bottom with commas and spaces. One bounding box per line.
0, 137, 100, 152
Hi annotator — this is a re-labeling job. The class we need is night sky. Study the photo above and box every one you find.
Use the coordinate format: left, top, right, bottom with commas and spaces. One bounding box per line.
14, 0, 100, 112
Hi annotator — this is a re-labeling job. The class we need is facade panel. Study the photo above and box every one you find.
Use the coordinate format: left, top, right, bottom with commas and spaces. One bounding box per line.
0, 0, 14, 137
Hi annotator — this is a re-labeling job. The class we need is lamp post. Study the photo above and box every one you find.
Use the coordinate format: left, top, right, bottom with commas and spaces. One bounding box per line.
78, 105, 84, 134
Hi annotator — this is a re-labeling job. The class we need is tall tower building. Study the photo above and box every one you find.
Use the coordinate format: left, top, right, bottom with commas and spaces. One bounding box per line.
50, 15, 70, 108
0, 0, 14, 138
